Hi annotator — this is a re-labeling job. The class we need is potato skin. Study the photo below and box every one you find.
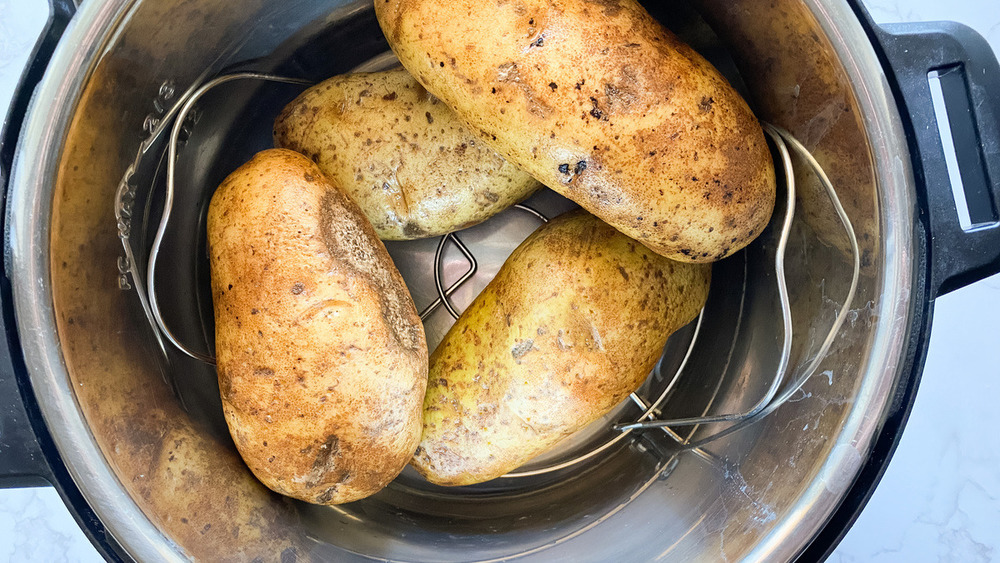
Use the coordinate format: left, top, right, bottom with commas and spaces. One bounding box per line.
207, 149, 427, 504
274, 69, 541, 240
376, 0, 775, 262
413, 210, 711, 486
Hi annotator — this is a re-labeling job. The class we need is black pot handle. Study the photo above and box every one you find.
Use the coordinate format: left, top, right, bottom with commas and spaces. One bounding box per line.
874, 22, 1000, 297
0, 0, 77, 488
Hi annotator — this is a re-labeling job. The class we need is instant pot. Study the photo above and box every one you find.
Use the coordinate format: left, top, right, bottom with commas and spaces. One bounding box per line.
1, 0, 999, 560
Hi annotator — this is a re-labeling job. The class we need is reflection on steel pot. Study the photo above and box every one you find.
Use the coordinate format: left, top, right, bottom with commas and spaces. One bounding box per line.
2, 0, 1000, 561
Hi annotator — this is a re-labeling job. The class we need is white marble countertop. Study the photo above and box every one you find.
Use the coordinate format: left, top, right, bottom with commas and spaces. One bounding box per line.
1, 0, 998, 561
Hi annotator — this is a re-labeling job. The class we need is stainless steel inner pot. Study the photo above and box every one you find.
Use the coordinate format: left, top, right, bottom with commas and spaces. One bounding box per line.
8, 0, 916, 560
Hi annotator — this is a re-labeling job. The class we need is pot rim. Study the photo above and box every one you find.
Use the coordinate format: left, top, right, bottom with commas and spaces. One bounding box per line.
6, 0, 917, 561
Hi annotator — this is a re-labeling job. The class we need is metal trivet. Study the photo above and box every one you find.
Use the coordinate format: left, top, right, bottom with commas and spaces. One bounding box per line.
115, 71, 858, 478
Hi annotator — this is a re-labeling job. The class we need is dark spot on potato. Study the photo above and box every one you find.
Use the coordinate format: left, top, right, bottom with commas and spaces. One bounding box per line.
549, 82, 558, 90
575, 79, 585, 90
317, 484, 344, 504
382, 92, 397, 101
558, 163, 570, 174
250, 308, 258, 315
254, 367, 275, 378
425, 112, 434, 124
699, 96, 714, 112
304, 173, 316, 182
530, 35, 544, 47
589, 97, 603, 119
617, 266, 630, 281
228, 284, 233, 290
574, 160, 587, 174
310, 435, 340, 476
291, 282, 304, 294
403, 222, 428, 237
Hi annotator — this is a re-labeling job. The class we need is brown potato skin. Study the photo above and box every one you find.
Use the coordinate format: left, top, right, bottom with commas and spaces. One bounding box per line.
413, 210, 711, 486
274, 69, 541, 240
207, 149, 427, 504
376, 0, 775, 262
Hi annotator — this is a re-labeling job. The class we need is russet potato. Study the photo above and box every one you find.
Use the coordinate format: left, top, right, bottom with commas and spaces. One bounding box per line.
208, 149, 427, 504
274, 68, 541, 240
376, 0, 775, 261
413, 210, 711, 486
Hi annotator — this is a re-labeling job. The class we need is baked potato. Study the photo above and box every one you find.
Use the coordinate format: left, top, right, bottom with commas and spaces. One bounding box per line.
376, 0, 775, 262
412, 210, 711, 486
274, 68, 542, 240
207, 149, 427, 504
